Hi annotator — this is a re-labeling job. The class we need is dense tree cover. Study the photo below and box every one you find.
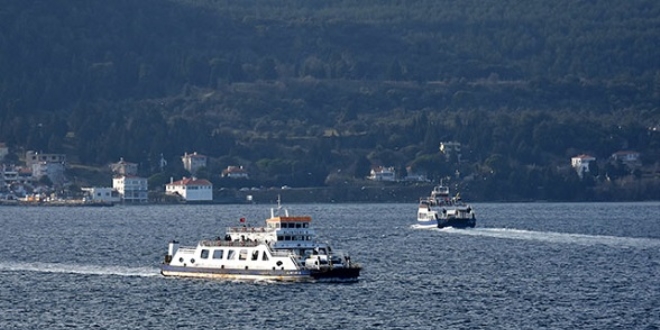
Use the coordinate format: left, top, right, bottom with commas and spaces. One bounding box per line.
1, 0, 660, 201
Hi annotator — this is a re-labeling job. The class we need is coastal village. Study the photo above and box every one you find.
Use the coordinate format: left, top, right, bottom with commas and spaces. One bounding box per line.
0, 146, 218, 205
0, 141, 644, 205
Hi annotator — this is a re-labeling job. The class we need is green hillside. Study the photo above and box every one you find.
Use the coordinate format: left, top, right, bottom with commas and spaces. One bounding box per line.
1, 0, 660, 201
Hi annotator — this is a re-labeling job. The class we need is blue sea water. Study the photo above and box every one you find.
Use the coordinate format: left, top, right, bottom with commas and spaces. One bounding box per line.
1, 202, 659, 329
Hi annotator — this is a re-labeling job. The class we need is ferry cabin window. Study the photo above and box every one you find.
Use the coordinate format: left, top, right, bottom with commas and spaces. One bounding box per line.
277, 236, 284, 241
200, 249, 209, 259
227, 250, 236, 260
303, 223, 309, 228
251, 250, 259, 261
213, 249, 224, 259
295, 223, 301, 228
262, 251, 269, 261
239, 249, 248, 261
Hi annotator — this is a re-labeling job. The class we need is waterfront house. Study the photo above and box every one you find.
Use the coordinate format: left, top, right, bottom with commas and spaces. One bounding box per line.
81, 187, 121, 203
369, 166, 396, 181
113, 175, 148, 203
166, 177, 213, 201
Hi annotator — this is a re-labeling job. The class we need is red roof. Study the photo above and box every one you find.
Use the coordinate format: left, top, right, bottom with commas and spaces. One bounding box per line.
169, 177, 212, 186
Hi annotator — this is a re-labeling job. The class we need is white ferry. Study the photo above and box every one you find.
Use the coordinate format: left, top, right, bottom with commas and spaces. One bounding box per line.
161, 201, 361, 282
417, 184, 476, 228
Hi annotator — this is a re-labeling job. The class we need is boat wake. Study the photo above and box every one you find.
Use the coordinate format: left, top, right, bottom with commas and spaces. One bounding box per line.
412, 225, 660, 249
446, 227, 660, 249
0, 261, 160, 277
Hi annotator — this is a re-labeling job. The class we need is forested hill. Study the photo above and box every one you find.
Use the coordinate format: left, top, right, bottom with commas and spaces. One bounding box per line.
1, 0, 660, 201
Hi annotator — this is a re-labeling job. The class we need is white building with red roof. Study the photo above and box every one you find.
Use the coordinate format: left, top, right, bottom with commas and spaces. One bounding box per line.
368, 166, 396, 181
571, 154, 596, 178
166, 177, 213, 201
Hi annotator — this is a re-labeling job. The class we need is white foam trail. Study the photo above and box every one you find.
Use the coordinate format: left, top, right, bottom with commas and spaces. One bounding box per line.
437, 227, 660, 249
410, 224, 436, 230
0, 261, 160, 277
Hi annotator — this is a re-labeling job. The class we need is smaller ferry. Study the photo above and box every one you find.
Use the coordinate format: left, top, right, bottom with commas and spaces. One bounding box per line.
417, 183, 476, 229
161, 199, 361, 282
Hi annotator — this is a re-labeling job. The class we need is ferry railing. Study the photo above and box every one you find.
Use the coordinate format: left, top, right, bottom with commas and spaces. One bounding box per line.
227, 227, 275, 234
177, 246, 197, 254
200, 239, 260, 247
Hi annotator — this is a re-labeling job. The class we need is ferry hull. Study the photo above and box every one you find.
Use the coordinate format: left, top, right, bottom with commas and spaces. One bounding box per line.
161, 264, 312, 282
311, 266, 361, 281
160, 264, 361, 282
437, 217, 476, 229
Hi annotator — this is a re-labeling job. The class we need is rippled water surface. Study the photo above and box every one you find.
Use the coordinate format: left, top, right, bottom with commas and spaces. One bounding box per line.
1, 202, 659, 329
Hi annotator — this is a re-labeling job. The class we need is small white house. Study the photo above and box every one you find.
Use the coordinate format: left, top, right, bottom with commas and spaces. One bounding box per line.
369, 166, 396, 182
166, 177, 213, 201
571, 154, 596, 177
81, 187, 120, 203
